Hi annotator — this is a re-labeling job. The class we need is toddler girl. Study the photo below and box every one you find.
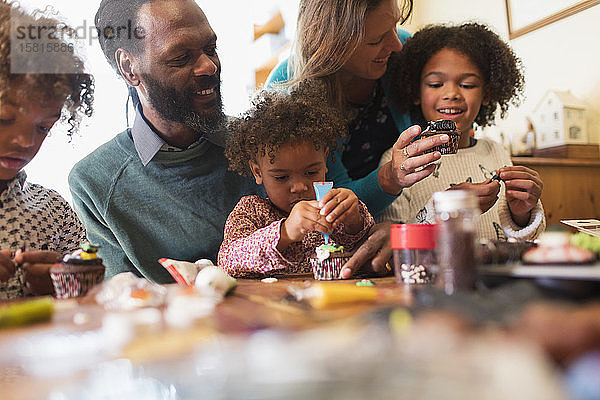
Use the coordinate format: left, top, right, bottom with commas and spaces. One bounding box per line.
0, 0, 94, 298
219, 83, 374, 277
379, 23, 545, 240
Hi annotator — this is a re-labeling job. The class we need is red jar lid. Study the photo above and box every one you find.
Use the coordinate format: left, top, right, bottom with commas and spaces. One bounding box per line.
391, 224, 437, 249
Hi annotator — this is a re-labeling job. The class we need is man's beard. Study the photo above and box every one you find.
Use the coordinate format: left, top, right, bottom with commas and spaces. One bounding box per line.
142, 74, 226, 134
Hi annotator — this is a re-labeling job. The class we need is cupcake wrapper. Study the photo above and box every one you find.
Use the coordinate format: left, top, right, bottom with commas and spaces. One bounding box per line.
50, 269, 104, 299
310, 257, 347, 280
421, 132, 461, 155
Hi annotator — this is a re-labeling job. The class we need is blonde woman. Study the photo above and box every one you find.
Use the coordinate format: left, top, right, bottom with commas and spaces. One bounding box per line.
267, 0, 450, 217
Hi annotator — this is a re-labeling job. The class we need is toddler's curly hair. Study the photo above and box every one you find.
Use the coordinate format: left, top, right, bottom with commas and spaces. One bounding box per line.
389, 22, 524, 128
0, 0, 94, 136
226, 81, 346, 175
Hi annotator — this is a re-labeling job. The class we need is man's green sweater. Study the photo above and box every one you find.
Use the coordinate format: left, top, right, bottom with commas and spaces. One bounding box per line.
69, 130, 262, 283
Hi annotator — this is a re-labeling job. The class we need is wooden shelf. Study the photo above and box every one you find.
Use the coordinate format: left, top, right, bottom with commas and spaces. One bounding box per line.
512, 157, 600, 226
512, 156, 600, 167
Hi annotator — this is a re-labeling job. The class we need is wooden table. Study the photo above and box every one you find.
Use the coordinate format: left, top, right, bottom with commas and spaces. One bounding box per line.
0, 277, 413, 399
0, 276, 588, 399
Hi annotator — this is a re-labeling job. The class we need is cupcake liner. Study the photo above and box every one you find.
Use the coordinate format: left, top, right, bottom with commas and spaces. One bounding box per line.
50, 265, 105, 299
421, 131, 461, 155
310, 256, 348, 280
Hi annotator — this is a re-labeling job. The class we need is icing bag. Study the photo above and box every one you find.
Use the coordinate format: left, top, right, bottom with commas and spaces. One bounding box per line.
313, 181, 334, 244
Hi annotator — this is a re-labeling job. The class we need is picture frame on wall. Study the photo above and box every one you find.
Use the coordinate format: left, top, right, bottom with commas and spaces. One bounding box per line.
505, 0, 600, 39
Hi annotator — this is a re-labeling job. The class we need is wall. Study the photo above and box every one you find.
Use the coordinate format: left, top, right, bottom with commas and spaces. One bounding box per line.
402, 0, 600, 147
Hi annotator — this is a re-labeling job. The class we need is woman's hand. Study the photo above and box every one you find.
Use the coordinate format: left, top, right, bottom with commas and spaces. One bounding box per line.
14, 249, 60, 295
340, 221, 392, 279
378, 125, 448, 195
450, 180, 501, 214
317, 188, 362, 234
279, 201, 333, 250
498, 166, 543, 226
0, 250, 16, 283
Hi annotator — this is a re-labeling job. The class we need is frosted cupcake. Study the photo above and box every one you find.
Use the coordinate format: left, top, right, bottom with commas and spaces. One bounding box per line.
522, 232, 595, 265
50, 243, 105, 299
309, 244, 351, 280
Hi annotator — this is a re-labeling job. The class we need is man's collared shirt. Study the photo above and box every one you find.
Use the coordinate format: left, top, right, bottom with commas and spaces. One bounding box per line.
130, 108, 227, 166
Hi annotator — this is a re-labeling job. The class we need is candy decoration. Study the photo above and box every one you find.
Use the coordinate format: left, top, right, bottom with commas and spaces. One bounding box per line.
50, 243, 105, 299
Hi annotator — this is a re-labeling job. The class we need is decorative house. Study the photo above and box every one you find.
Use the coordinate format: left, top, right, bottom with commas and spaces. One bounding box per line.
531, 90, 588, 149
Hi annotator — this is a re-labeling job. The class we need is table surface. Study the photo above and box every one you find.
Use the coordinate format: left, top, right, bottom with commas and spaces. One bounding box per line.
0, 273, 594, 400
0, 275, 408, 334
0, 276, 415, 399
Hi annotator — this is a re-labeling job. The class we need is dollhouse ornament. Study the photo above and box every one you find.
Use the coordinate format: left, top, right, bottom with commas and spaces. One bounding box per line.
532, 90, 588, 149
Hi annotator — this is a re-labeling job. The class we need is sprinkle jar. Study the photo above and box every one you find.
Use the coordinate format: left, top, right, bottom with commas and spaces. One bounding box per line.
391, 224, 437, 285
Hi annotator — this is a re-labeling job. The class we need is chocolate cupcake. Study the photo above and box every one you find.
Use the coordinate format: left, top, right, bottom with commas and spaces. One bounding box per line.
309, 244, 351, 280
50, 243, 105, 299
419, 120, 461, 155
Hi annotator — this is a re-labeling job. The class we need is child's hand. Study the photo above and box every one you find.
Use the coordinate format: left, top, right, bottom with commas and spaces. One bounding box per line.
0, 250, 16, 282
280, 201, 332, 246
449, 180, 501, 214
317, 188, 362, 234
497, 166, 543, 226
14, 250, 60, 295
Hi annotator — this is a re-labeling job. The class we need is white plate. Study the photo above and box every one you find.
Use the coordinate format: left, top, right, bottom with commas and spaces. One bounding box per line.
561, 219, 600, 238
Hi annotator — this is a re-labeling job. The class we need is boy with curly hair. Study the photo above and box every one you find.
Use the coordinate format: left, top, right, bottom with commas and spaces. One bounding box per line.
0, 0, 94, 298
379, 23, 545, 240
219, 83, 374, 278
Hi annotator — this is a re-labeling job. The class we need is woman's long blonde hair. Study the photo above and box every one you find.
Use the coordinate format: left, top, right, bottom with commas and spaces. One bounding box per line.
289, 0, 412, 109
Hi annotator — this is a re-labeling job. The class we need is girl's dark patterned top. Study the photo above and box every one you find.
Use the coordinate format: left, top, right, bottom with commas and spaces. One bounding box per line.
342, 80, 399, 180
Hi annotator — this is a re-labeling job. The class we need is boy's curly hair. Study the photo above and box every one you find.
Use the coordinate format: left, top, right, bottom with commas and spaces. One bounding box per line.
389, 22, 524, 128
226, 81, 346, 176
0, 0, 94, 136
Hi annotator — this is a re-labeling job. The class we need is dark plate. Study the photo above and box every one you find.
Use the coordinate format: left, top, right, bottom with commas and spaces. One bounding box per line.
478, 263, 600, 300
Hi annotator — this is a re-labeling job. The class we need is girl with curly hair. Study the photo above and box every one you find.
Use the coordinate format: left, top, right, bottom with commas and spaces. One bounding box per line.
219, 83, 374, 278
379, 23, 545, 241
0, 0, 94, 298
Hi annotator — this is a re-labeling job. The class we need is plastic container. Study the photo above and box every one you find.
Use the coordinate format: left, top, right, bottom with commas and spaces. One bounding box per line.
433, 190, 480, 294
391, 224, 437, 284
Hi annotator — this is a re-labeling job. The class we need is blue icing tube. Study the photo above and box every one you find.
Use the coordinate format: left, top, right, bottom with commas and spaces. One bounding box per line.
313, 182, 334, 244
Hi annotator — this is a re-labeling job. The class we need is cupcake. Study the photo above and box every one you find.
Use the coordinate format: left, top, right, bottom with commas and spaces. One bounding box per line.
522, 232, 595, 265
309, 244, 352, 280
419, 119, 461, 155
50, 243, 106, 299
